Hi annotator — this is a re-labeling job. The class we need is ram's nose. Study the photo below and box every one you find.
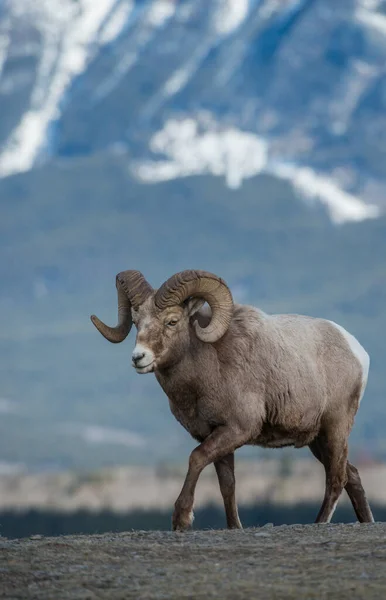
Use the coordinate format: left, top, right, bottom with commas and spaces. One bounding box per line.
132, 350, 146, 366
131, 344, 155, 373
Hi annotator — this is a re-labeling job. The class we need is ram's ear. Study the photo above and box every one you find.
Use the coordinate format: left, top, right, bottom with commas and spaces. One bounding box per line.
184, 297, 205, 318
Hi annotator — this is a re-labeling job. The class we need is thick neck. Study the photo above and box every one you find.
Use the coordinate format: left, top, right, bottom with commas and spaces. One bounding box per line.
155, 339, 216, 398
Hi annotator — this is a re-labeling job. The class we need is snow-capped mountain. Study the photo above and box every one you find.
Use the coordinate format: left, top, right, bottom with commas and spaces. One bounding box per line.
1, 0, 386, 223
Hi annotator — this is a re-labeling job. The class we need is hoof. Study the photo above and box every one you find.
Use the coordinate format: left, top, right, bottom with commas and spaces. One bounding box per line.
172, 510, 194, 532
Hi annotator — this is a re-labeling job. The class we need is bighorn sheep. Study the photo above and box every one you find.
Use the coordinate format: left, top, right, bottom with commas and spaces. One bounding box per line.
91, 269, 374, 530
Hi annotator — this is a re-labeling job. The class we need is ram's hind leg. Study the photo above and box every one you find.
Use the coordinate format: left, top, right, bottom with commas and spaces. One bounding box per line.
345, 461, 374, 523
309, 430, 348, 523
310, 430, 374, 523
215, 453, 242, 529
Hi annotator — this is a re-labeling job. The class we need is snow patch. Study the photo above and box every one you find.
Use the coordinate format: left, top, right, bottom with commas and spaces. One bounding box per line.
99, 1, 134, 45
136, 117, 268, 188
163, 67, 191, 97
176, 1, 195, 23
0, 0, 118, 177
330, 60, 379, 135
94, 52, 138, 102
274, 164, 380, 224
95, 0, 178, 104
144, 36, 215, 115
356, 5, 386, 34
145, 0, 176, 28
133, 116, 381, 224
359, 0, 382, 8
212, 0, 249, 36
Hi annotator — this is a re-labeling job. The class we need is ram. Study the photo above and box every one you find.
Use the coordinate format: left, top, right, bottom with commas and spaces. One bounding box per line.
91, 269, 373, 530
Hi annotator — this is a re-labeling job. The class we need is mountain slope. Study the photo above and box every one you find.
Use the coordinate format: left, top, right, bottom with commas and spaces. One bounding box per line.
0, 0, 386, 221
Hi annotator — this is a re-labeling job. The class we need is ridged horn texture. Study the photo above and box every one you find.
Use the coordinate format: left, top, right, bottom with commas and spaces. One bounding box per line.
90, 270, 153, 343
155, 270, 233, 343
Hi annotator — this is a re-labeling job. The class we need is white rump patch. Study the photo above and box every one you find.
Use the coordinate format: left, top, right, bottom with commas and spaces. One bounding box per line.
328, 320, 370, 402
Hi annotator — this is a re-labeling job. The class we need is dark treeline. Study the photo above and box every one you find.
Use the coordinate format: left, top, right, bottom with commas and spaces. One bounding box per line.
2, 503, 386, 539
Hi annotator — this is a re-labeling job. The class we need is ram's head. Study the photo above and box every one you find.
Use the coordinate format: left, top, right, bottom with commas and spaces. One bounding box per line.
91, 270, 234, 373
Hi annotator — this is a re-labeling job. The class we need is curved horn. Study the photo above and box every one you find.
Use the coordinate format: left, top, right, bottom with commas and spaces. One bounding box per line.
90, 270, 153, 343
155, 270, 233, 343
115, 270, 153, 311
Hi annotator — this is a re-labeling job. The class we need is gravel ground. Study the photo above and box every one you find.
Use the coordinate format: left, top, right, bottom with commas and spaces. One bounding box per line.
1, 523, 386, 599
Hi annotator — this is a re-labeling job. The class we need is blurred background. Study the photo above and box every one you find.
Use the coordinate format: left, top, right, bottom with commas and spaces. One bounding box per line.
1, 0, 386, 537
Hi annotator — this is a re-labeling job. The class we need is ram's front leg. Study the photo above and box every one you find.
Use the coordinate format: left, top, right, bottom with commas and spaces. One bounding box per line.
172, 426, 248, 531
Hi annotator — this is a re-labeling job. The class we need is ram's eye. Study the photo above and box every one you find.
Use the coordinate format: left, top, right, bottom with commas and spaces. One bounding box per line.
166, 319, 178, 327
